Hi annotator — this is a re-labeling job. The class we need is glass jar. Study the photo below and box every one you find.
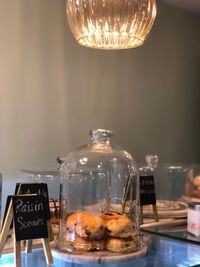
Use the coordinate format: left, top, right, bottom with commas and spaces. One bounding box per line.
58, 129, 142, 254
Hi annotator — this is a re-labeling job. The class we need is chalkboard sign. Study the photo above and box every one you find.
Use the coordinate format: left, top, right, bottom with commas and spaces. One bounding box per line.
15, 183, 50, 220
139, 175, 156, 206
12, 195, 48, 242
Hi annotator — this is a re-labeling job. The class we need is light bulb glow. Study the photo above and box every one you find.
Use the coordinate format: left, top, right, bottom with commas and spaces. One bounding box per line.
66, 0, 157, 50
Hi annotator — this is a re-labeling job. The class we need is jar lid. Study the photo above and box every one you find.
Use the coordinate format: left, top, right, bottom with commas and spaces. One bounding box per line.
89, 129, 113, 141
188, 202, 200, 211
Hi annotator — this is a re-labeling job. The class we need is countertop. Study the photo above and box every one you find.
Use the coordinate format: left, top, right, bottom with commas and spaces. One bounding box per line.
0, 233, 200, 267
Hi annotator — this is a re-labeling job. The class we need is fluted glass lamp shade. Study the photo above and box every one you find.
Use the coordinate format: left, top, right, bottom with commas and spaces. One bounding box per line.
66, 0, 157, 50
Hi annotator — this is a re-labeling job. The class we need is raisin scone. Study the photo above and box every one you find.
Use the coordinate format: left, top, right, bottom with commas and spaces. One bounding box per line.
66, 211, 105, 240
106, 237, 137, 253
73, 235, 105, 252
100, 211, 123, 223
105, 216, 135, 238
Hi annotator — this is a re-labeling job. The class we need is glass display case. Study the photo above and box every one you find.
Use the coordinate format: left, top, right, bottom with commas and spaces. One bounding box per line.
58, 129, 142, 256
1, 234, 200, 267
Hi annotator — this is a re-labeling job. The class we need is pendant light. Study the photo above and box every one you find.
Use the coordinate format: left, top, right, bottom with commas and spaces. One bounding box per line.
66, 0, 157, 50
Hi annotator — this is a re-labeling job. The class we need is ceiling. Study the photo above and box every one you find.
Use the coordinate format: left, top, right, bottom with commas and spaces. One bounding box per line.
164, 0, 200, 15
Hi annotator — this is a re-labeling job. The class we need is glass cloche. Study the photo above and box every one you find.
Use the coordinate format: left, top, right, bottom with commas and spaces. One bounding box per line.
139, 155, 188, 202
58, 129, 142, 256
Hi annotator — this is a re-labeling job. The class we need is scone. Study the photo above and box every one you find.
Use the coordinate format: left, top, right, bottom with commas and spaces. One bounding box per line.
66, 211, 83, 231
105, 216, 135, 238
193, 175, 200, 198
100, 211, 123, 223
106, 238, 137, 253
66, 211, 105, 240
193, 175, 200, 187
73, 235, 105, 252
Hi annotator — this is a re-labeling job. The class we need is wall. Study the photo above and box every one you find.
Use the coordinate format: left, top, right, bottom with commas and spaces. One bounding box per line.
0, 0, 200, 214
